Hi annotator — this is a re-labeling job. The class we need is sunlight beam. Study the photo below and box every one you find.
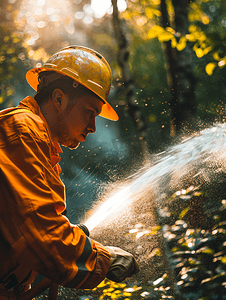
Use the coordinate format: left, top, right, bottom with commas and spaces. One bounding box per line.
91, 0, 127, 18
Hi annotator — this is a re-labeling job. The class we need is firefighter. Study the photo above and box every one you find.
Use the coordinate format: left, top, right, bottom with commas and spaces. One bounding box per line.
0, 46, 139, 299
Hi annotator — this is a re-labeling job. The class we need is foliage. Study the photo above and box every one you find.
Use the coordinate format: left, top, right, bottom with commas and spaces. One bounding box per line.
0, 26, 29, 106
94, 278, 176, 299
146, 185, 226, 299
119, 0, 226, 126
123, 0, 226, 75
92, 280, 143, 300
190, 0, 226, 76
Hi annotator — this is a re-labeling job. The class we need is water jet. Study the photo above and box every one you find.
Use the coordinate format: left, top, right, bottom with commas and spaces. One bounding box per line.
84, 124, 226, 234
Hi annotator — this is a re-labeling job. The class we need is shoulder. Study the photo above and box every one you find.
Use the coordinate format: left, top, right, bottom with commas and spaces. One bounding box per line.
14, 108, 46, 131
0, 107, 49, 143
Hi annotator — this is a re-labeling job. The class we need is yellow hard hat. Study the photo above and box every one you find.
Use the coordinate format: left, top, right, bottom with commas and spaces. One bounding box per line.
26, 45, 119, 121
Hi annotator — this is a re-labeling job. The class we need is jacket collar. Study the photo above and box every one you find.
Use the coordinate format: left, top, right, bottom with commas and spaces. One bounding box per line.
18, 96, 63, 155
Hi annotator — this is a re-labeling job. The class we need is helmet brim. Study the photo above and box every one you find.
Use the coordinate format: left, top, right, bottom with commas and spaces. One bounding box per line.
26, 67, 119, 121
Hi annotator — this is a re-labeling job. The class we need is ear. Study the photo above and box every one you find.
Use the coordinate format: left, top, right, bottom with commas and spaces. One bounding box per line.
52, 89, 69, 111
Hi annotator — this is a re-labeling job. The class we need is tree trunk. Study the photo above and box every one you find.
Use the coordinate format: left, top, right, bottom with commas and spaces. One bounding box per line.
161, 0, 197, 136
111, 0, 148, 156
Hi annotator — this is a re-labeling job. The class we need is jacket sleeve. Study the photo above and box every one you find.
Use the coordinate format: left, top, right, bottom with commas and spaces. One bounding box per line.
0, 113, 110, 289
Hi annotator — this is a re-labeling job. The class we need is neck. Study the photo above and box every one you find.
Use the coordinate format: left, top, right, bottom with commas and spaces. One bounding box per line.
39, 100, 59, 144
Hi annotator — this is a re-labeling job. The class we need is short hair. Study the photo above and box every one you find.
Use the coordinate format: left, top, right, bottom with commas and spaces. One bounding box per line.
34, 71, 78, 106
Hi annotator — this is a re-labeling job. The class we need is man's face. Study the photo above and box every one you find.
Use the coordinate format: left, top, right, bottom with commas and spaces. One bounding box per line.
56, 92, 104, 149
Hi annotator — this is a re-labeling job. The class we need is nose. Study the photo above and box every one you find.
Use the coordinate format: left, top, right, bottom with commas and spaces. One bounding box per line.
87, 116, 96, 133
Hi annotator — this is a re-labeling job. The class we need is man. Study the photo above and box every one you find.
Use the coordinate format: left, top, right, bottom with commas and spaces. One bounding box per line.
0, 46, 139, 299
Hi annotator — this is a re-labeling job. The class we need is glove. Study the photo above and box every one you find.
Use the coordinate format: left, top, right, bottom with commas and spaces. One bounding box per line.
76, 224, 90, 237
105, 246, 139, 282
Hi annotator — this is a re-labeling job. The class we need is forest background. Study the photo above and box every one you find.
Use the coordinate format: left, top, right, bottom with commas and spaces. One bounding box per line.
1, 0, 226, 299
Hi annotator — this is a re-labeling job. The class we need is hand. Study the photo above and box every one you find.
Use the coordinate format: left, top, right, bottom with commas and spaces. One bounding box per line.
105, 246, 139, 283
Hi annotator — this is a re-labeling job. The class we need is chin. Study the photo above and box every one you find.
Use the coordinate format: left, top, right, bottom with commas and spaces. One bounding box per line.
61, 141, 80, 150
68, 144, 80, 150
68, 142, 80, 150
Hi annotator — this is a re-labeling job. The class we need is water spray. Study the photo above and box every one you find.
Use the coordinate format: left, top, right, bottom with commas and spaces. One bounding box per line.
84, 183, 132, 231
84, 123, 226, 232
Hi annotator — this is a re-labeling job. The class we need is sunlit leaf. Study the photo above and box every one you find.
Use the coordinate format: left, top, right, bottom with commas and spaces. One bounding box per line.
152, 0, 161, 5
112, 283, 126, 288
176, 36, 187, 51
4, 36, 10, 42
7, 48, 15, 55
201, 247, 214, 255
171, 36, 177, 48
123, 292, 132, 296
12, 37, 21, 44
148, 25, 164, 39
122, 11, 132, 20
186, 33, 196, 42
155, 249, 161, 256
97, 280, 110, 288
10, 57, 17, 63
158, 31, 174, 43
148, 225, 161, 235
203, 45, 212, 55
166, 27, 175, 34
201, 13, 209, 24
189, 24, 198, 32
179, 207, 190, 219
221, 255, 226, 264
194, 47, 204, 58
213, 51, 221, 61
148, 248, 161, 258
145, 7, 154, 18
153, 8, 161, 17
188, 2, 202, 22
205, 62, 216, 76
103, 287, 114, 292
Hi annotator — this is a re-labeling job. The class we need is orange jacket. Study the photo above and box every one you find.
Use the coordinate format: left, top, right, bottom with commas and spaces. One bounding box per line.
0, 96, 110, 292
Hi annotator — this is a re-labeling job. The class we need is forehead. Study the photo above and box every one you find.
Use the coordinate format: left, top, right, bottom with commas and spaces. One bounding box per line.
79, 91, 104, 112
